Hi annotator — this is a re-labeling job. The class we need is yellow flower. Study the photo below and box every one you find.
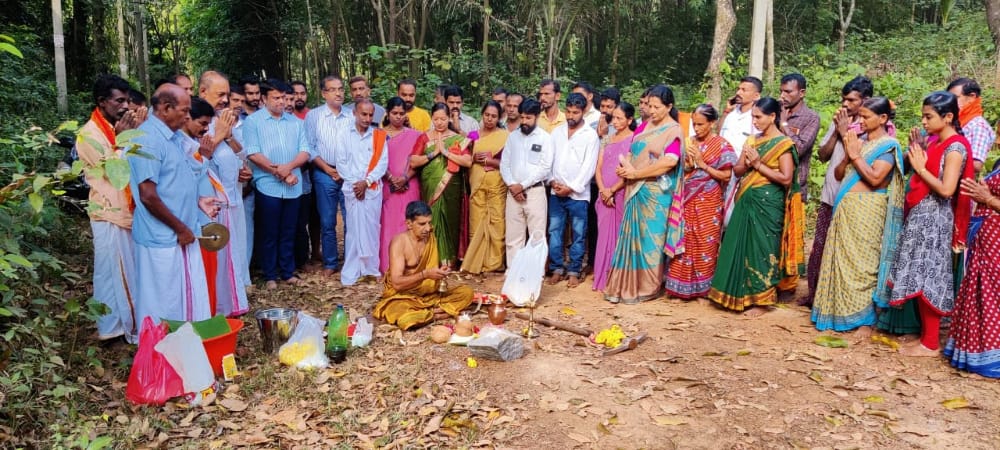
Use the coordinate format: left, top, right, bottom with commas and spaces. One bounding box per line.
466, 357, 478, 368
595, 325, 626, 348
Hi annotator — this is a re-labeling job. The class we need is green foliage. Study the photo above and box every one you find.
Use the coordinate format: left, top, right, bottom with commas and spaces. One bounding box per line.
0, 34, 114, 447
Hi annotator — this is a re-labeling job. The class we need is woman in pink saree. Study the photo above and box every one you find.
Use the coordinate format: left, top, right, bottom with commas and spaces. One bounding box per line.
592, 102, 636, 291
379, 97, 428, 272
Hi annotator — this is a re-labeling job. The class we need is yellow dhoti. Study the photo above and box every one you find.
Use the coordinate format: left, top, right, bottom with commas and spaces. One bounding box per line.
373, 236, 474, 330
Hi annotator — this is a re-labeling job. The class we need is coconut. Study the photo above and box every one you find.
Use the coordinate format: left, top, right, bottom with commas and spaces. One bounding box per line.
454, 321, 474, 337
430, 325, 452, 343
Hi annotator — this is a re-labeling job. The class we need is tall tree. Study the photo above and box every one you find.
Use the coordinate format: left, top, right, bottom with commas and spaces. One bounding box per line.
706, 0, 736, 107
987, 0, 1000, 85
836, 0, 856, 53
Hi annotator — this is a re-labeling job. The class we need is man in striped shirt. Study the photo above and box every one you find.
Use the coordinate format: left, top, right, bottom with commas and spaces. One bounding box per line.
947, 78, 995, 175
305, 75, 354, 277
245, 80, 313, 290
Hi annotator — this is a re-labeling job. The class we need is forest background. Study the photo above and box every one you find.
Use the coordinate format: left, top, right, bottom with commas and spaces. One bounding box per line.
1, 0, 1000, 446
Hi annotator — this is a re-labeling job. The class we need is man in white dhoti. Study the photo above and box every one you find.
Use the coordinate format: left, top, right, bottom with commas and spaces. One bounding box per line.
719, 76, 762, 226
182, 97, 249, 317
76, 74, 146, 343
129, 84, 221, 329
199, 71, 252, 308
335, 100, 388, 286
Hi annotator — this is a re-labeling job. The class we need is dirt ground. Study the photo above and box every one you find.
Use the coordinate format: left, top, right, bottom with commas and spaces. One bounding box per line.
94, 264, 1000, 450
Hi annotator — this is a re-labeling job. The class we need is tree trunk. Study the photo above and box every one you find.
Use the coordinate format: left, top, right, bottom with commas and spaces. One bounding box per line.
327, 0, 341, 75
986, 0, 1000, 87
837, 0, 856, 54
371, 0, 387, 47
610, 5, 620, 85
706, 0, 736, 108
418, 0, 428, 50
766, 0, 774, 84
482, 0, 490, 86
407, 0, 419, 72
92, 0, 108, 75
51, 0, 68, 113
748, 0, 767, 78
388, 0, 397, 45
117, 0, 127, 76
525, 23, 535, 76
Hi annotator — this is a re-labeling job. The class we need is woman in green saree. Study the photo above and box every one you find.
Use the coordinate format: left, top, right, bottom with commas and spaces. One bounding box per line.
409, 103, 472, 265
708, 97, 805, 317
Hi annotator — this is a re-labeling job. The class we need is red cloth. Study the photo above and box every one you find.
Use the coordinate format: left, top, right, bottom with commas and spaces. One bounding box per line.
904, 134, 975, 249
201, 247, 218, 316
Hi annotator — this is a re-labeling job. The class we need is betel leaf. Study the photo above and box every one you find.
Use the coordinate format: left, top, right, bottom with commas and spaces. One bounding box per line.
814, 335, 848, 348
104, 158, 131, 190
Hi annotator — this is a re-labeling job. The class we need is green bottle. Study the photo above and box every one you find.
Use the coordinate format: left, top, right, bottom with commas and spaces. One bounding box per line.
326, 304, 349, 363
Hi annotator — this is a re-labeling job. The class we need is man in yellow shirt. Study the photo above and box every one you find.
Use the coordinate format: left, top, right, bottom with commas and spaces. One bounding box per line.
397, 79, 431, 132
537, 79, 566, 132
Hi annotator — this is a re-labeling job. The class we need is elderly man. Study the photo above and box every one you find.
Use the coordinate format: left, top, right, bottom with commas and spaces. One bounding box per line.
244, 80, 312, 289
198, 70, 251, 314
305, 75, 354, 276
129, 83, 219, 327
77, 74, 146, 343
335, 100, 388, 286
374, 201, 474, 331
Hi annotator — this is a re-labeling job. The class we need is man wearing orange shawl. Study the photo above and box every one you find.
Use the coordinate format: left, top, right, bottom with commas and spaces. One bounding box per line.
76, 74, 145, 343
336, 100, 389, 286
374, 201, 473, 331
947, 78, 995, 175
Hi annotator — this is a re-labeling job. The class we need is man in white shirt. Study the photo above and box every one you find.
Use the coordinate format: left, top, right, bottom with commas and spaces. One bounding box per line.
335, 100, 388, 286
305, 75, 354, 276
500, 98, 554, 269
719, 76, 762, 155
719, 76, 762, 225
546, 93, 600, 288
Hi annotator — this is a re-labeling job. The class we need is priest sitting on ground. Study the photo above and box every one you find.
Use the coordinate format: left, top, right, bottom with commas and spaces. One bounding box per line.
374, 201, 474, 330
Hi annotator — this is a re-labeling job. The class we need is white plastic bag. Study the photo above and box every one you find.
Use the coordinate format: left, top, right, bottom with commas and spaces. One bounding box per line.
154, 323, 215, 400
278, 311, 330, 370
502, 232, 547, 307
351, 317, 373, 348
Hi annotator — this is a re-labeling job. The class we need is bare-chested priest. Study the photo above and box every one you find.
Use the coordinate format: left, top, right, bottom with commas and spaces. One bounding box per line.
374, 201, 474, 330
